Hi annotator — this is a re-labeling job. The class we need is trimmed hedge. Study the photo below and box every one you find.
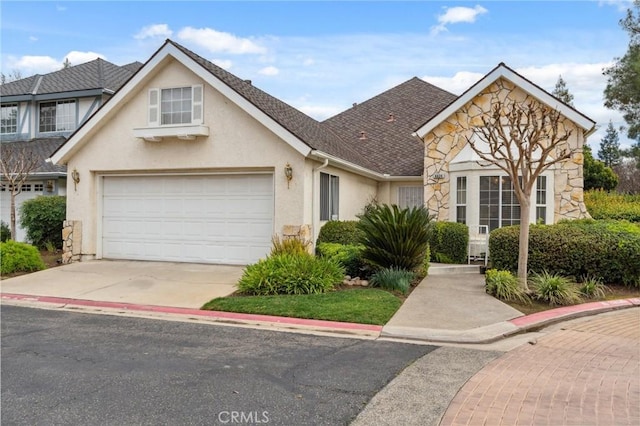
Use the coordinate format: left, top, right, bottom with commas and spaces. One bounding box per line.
0, 241, 46, 275
428, 221, 469, 264
489, 220, 640, 286
317, 220, 364, 245
316, 242, 370, 279
20, 195, 66, 249
584, 190, 640, 222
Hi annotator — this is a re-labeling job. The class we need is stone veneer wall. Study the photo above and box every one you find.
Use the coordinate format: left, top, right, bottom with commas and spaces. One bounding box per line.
422, 77, 589, 222
282, 224, 313, 252
61, 220, 82, 264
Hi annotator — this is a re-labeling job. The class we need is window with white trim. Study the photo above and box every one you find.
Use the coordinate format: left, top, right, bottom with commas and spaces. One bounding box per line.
456, 176, 467, 224
398, 186, 423, 209
536, 176, 547, 224
479, 176, 520, 232
34, 183, 44, 192
39, 100, 76, 132
148, 85, 203, 126
1, 104, 18, 134
320, 172, 339, 221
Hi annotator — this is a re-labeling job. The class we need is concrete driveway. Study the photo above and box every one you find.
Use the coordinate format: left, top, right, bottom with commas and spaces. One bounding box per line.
0, 260, 244, 309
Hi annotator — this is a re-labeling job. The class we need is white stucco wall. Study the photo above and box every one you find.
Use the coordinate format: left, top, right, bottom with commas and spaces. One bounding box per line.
65, 58, 309, 259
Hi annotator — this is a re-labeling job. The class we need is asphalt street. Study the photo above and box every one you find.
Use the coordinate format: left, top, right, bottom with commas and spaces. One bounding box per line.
2, 305, 435, 426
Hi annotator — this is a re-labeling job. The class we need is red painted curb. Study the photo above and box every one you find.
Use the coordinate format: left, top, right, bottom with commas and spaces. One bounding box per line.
0, 293, 383, 332
509, 298, 639, 327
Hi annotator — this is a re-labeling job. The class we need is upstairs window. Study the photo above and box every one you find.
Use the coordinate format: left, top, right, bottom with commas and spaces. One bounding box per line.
39, 100, 76, 133
320, 172, 339, 221
148, 85, 203, 127
1, 104, 18, 134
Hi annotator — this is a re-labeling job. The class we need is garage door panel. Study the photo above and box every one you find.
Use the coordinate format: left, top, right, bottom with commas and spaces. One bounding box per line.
102, 174, 274, 264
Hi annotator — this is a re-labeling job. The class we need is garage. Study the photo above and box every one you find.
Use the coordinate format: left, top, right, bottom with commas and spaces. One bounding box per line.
101, 174, 274, 265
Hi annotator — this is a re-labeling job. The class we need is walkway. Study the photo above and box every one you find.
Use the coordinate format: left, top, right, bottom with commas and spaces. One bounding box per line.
440, 309, 640, 425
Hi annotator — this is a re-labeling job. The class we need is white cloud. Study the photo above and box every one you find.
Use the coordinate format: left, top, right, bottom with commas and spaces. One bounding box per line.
64, 51, 105, 66
56, 5, 66, 12
422, 71, 485, 94
29, 36, 38, 42
431, 5, 488, 35
212, 58, 233, 70
5, 51, 106, 75
303, 58, 315, 66
134, 24, 173, 40
258, 66, 279, 76
177, 27, 266, 55
598, 0, 634, 12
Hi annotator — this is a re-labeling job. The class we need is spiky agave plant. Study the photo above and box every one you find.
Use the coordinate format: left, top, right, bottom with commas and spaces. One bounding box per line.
357, 204, 433, 272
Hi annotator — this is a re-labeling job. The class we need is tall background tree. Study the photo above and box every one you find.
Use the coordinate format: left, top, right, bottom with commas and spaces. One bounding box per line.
604, 0, 640, 141
598, 120, 622, 167
584, 145, 619, 191
552, 75, 574, 106
466, 98, 574, 290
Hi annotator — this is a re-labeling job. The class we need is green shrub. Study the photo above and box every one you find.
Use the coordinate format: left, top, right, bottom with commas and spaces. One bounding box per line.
0, 221, 10, 242
370, 267, 415, 294
416, 244, 431, 279
579, 275, 609, 299
485, 269, 530, 303
0, 241, 46, 275
270, 235, 310, 256
237, 253, 344, 296
530, 271, 581, 306
357, 204, 432, 272
489, 220, 640, 286
584, 190, 640, 222
316, 242, 370, 278
317, 220, 363, 245
19, 196, 66, 249
428, 221, 469, 264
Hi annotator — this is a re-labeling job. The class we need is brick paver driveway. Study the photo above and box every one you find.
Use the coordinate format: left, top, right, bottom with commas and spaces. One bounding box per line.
441, 308, 640, 426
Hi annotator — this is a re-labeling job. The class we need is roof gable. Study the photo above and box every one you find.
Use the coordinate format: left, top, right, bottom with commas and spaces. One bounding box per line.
414, 63, 596, 139
51, 40, 377, 171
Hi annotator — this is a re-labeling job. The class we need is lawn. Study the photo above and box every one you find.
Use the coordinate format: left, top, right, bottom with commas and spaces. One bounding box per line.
202, 287, 403, 325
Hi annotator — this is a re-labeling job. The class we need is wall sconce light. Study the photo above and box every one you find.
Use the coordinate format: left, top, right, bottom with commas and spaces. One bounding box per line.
46, 180, 55, 193
71, 168, 80, 191
284, 163, 293, 188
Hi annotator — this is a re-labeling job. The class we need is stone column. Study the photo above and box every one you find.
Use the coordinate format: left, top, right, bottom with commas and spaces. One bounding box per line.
61, 220, 82, 264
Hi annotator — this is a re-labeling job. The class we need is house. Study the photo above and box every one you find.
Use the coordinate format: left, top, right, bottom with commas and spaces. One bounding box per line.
50, 39, 595, 265
0, 59, 142, 241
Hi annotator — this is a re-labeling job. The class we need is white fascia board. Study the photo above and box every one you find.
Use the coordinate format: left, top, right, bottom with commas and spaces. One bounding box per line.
415, 65, 596, 139
52, 43, 312, 164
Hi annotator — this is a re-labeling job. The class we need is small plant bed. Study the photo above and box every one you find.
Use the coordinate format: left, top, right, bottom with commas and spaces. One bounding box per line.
202, 287, 403, 325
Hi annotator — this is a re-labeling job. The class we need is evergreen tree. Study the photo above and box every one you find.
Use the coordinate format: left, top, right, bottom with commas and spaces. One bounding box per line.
604, 0, 640, 140
598, 121, 622, 167
583, 145, 618, 191
552, 75, 574, 107
62, 58, 71, 69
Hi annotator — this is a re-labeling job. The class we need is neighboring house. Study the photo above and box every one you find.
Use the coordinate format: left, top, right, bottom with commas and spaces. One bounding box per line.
50, 40, 595, 265
0, 59, 142, 241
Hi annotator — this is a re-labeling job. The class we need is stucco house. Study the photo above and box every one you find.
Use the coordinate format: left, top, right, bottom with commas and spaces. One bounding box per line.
50, 39, 595, 265
0, 59, 142, 241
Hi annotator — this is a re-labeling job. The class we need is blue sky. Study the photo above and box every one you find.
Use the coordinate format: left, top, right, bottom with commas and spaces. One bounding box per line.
0, 1, 634, 149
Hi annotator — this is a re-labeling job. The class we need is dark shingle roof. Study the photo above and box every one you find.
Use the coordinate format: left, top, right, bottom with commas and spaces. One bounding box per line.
169, 41, 381, 172
1, 138, 67, 174
0, 58, 141, 96
323, 78, 457, 176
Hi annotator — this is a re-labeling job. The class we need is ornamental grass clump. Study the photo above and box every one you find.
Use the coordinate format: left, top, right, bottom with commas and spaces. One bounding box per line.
530, 271, 581, 306
485, 269, 530, 303
237, 253, 344, 296
270, 235, 310, 256
370, 267, 415, 294
579, 275, 610, 299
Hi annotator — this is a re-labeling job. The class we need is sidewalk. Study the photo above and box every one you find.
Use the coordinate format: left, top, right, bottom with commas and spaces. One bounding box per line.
2, 261, 639, 341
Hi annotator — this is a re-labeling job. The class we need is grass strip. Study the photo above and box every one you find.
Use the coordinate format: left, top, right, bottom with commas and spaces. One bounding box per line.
202, 288, 402, 325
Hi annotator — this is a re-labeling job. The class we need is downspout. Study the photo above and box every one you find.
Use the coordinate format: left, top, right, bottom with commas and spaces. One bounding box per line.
311, 158, 329, 248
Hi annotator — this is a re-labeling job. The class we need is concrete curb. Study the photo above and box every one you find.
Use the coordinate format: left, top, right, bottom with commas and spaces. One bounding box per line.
2, 293, 638, 344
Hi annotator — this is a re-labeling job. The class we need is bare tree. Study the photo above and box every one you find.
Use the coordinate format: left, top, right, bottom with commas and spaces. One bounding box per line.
1, 69, 23, 85
0, 146, 40, 240
467, 99, 574, 290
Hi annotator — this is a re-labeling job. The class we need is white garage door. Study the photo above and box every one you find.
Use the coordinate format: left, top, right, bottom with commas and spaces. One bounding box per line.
102, 174, 274, 264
